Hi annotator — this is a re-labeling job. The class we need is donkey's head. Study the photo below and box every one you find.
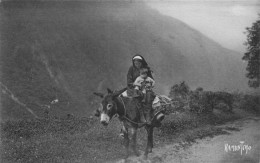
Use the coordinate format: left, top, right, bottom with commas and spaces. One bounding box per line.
94, 88, 126, 126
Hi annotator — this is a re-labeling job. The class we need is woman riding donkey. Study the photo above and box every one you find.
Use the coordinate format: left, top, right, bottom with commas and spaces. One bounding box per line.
93, 54, 165, 159
127, 54, 156, 125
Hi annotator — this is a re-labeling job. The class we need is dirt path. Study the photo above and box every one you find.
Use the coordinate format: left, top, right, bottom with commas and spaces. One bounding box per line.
115, 117, 260, 163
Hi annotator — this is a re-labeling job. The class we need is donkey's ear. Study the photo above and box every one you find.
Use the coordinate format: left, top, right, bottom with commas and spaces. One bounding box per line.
107, 88, 113, 94
112, 87, 127, 97
93, 92, 104, 98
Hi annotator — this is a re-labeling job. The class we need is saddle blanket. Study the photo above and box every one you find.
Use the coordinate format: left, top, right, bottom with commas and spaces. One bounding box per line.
121, 91, 172, 109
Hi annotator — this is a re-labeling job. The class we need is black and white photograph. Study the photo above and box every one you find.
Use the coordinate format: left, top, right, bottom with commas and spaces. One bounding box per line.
0, 0, 259, 162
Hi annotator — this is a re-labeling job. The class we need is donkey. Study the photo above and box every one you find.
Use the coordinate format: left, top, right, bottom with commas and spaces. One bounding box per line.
94, 88, 163, 159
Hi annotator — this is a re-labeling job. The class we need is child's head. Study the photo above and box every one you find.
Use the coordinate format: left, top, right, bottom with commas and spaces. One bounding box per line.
140, 67, 148, 78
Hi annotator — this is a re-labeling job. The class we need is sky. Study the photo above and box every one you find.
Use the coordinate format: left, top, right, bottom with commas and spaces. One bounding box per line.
147, 0, 260, 53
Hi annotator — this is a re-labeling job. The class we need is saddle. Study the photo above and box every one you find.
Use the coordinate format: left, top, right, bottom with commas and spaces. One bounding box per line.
121, 90, 167, 109
121, 90, 168, 126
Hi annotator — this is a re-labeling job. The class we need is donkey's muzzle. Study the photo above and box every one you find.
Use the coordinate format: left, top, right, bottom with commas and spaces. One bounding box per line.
100, 113, 110, 126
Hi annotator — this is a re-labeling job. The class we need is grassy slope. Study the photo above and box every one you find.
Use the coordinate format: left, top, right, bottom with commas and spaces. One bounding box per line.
0, 1, 247, 120
1, 108, 252, 163
1, 87, 260, 162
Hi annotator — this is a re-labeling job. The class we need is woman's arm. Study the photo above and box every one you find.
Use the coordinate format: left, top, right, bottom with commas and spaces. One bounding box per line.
147, 67, 154, 79
150, 78, 155, 87
147, 77, 155, 87
133, 77, 143, 87
127, 66, 134, 88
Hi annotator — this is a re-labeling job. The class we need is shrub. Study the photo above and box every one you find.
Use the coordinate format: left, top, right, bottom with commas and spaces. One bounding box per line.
214, 102, 231, 112
169, 81, 190, 100
168, 82, 234, 114
239, 95, 260, 113
168, 81, 191, 112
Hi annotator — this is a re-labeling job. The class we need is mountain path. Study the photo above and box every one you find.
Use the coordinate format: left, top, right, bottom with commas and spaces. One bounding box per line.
113, 116, 260, 163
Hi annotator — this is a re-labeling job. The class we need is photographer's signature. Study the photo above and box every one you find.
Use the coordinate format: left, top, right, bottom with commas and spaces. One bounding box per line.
225, 141, 252, 155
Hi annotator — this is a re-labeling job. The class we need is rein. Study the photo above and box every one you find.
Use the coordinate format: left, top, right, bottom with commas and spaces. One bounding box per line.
118, 96, 147, 128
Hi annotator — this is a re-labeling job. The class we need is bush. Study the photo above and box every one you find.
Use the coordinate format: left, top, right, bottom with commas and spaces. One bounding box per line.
188, 90, 208, 114
168, 81, 191, 112
168, 82, 234, 114
169, 81, 190, 100
214, 102, 231, 112
239, 95, 260, 113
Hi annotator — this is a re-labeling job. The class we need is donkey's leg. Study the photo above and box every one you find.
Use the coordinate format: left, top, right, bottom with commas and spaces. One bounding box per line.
148, 127, 154, 152
150, 127, 154, 149
130, 127, 140, 156
144, 126, 154, 159
123, 125, 130, 159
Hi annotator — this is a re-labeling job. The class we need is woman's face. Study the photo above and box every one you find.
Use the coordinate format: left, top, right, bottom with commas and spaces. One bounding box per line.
141, 73, 147, 78
134, 60, 142, 69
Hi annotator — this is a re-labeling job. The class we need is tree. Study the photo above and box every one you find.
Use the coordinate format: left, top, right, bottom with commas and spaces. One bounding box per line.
242, 15, 260, 88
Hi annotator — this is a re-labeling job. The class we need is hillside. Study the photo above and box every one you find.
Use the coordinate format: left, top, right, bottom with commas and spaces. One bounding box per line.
0, 1, 247, 120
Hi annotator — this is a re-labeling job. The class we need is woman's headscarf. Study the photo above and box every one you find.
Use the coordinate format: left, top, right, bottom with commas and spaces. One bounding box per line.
132, 54, 148, 68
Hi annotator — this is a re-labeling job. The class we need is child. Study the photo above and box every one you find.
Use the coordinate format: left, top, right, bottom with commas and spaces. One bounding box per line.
135, 67, 155, 125
133, 67, 155, 102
